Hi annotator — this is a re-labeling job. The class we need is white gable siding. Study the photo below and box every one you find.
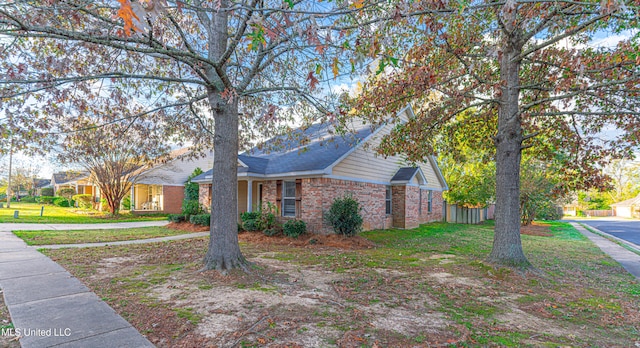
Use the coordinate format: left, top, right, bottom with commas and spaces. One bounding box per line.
136, 151, 214, 186
331, 108, 446, 190
418, 160, 445, 190
331, 122, 406, 182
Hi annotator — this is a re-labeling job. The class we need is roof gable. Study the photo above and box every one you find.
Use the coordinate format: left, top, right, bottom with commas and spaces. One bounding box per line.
390, 167, 428, 185
240, 121, 374, 175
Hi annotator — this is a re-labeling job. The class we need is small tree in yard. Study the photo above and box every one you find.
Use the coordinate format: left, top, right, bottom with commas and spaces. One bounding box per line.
325, 194, 363, 237
58, 188, 76, 207
59, 115, 169, 216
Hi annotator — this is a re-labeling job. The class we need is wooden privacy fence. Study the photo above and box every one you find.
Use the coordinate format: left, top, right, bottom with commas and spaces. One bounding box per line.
584, 209, 614, 217
444, 203, 495, 224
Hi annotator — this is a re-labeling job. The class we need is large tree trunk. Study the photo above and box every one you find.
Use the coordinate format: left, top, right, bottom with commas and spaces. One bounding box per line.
203, 95, 248, 271
488, 30, 531, 268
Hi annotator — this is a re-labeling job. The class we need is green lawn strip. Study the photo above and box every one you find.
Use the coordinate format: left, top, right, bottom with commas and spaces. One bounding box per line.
0, 203, 166, 223
44, 222, 640, 346
15, 226, 190, 245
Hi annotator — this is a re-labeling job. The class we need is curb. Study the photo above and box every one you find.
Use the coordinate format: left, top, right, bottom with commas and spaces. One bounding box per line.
578, 223, 640, 256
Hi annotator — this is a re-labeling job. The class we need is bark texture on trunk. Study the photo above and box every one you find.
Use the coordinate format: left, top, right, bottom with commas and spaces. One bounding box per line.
201, 0, 248, 272
203, 96, 248, 271
488, 27, 531, 268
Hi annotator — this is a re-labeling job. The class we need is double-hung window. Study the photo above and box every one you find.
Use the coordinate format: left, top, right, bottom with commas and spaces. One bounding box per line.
283, 181, 296, 217
427, 190, 433, 213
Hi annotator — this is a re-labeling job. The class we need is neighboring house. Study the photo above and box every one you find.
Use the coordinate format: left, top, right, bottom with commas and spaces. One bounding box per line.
611, 194, 640, 218
562, 200, 579, 216
130, 149, 214, 214
193, 105, 448, 234
51, 171, 98, 196
33, 178, 51, 196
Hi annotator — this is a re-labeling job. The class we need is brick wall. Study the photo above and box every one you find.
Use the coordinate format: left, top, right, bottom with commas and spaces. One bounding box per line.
199, 184, 212, 212
391, 186, 405, 228
404, 186, 420, 229
417, 189, 444, 224
198, 177, 445, 234
262, 178, 390, 234
162, 185, 184, 214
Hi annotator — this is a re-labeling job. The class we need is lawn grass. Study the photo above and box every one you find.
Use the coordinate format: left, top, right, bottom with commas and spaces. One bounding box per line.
44, 221, 640, 347
14, 226, 191, 245
0, 202, 166, 223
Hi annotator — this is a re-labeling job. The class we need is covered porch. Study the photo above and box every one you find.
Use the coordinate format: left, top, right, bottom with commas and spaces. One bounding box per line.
199, 179, 264, 219
131, 184, 164, 211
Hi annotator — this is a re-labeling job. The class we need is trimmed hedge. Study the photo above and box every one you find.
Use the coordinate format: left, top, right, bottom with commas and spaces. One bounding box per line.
20, 196, 37, 203
72, 194, 93, 209
283, 219, 306, 238
168, 214, 186, 223
189, 214, 211, 226
53, 197, 74, 207
40, 187, 54, 197
39, 196, 55, 204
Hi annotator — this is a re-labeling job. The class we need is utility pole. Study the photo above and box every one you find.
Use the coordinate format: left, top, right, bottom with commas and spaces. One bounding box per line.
6, 137, 12, 209
6, 112, 12, 209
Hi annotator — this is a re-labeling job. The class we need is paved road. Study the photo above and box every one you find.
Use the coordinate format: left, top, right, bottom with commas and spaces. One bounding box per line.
575, 218, 640, 247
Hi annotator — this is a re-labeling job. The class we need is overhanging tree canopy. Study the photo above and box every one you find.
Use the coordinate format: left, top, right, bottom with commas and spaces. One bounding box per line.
0, 0, 357, 271
349, 0, 639, 267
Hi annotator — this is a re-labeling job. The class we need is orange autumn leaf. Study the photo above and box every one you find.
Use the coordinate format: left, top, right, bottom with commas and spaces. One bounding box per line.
351, 0, 365, 9
117, 0, 140, 36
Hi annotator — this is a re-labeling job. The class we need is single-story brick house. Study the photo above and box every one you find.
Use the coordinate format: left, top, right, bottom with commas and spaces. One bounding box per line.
130, 149, 214, 214
193, 105, 448, 234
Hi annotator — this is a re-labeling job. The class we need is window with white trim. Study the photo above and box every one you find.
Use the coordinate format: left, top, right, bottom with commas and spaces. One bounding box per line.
427, 190, 433, 213
385, 186, 392, 215
282, 181, 296, 217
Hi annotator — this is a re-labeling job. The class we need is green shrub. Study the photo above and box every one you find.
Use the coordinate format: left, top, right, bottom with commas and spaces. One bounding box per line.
39, 196, 55, 204
182, 199, 201, 217
325, 194, 363, 237
72, 194, 93, 209
240, 202, 279, 231
121, 195, 131, 210
53, 197, 74, 207
185, 168, 203, 201
100, 198, 109, 212
242, 219, 261, 232
168, 214, 186, 223
40, 187, 54, 197
189, 214, 211, 226
283, 219, 306, 238
264, 228, 279, 237
58, 188, 76, 206
20, 196, 37, 203
241, 211, 262, 231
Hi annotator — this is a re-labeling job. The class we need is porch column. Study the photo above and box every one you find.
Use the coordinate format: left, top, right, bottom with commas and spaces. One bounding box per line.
130, 185, 135, 211
247, 179, 253, 212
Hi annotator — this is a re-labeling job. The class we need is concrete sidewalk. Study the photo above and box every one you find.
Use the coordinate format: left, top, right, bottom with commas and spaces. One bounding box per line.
571, 222, 640, 280
0, 220, 168, 231
0, 223, 158, 347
